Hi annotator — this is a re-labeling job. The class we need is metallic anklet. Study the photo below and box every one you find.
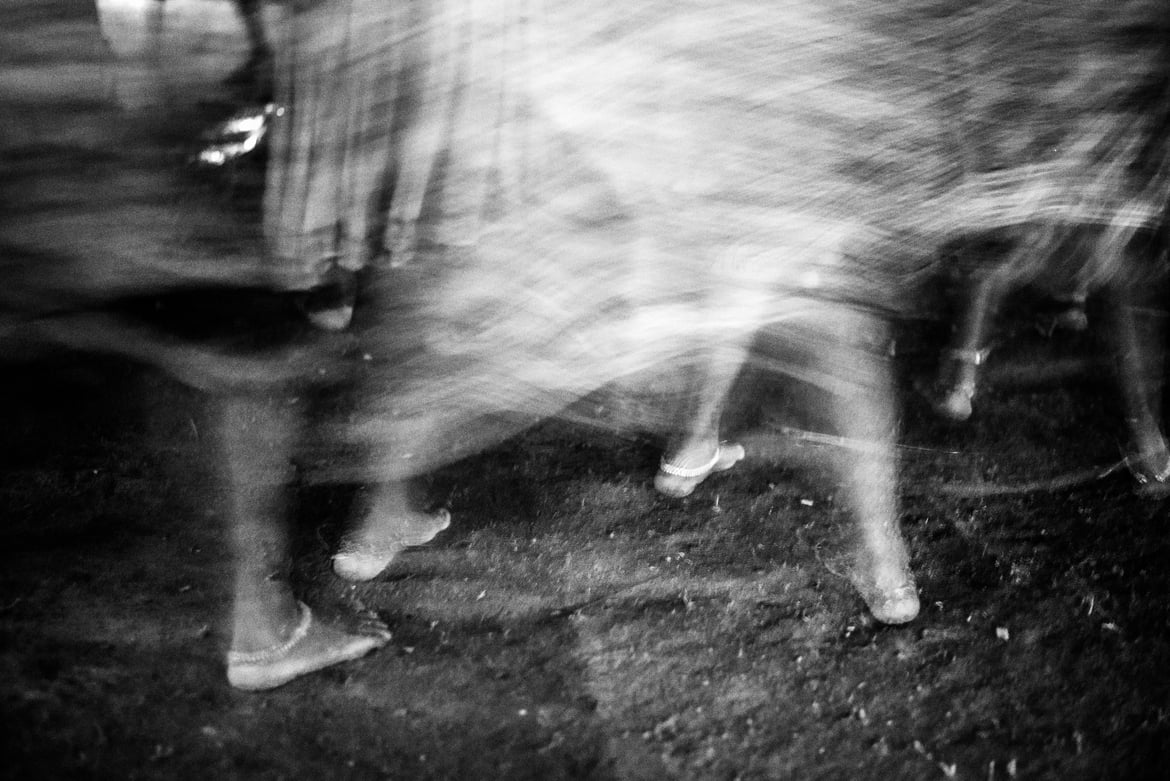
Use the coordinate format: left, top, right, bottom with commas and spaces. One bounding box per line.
945, 346, 992, 366
658, 448, 722, 479
227, 602, 312, 666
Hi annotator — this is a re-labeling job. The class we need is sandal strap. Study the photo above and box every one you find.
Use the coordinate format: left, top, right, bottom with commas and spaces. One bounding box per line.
945, 346, 992, 366
658, 448, 722, 479
227, 602, 312, 666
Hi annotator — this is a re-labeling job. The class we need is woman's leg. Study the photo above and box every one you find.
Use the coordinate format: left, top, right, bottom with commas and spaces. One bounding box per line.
219, 394, 390, 690
654, 342, 748, 499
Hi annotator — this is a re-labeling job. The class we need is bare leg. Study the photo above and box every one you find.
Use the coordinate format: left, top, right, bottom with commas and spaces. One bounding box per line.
1100, 287, 1170, 487
927, 268, 1007, 422
220, 394, 390, 690
225, 0, 273, 98
822, 312, 919, 624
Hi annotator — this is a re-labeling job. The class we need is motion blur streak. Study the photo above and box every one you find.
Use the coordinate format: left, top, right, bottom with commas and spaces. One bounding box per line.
271, 0, 1168, 480
0, 0, 272, 325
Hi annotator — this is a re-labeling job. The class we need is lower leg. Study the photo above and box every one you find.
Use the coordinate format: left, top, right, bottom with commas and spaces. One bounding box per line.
332, 480, 451, 581
824, 331, 918, 624
219, 395, 389, 689
1101, 291, 1170, 483
655, 342, 748, 498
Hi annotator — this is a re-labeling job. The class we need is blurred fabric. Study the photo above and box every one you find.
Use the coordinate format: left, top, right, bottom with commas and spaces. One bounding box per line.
3, 1, 1165, 481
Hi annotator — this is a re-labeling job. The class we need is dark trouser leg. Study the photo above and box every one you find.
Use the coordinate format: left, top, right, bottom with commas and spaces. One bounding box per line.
226, 0, 273, 99
236, 0, 271, 62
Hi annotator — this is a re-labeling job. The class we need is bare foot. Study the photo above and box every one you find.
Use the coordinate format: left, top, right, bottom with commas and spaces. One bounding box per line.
1130, 445, 1170, 497
848, 557, 920, 625
227, 603, 391, 691
333, 508, 451, 582
654, 441, 745, 498
854, 578, 920, 625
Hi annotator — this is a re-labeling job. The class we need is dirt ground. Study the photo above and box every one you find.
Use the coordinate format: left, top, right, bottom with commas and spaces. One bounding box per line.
3, 4, 1169, 779
2, 288, 1168, 781
2, 259, 1169, 781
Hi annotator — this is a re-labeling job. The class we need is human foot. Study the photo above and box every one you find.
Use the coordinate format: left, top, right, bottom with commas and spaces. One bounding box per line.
332, 508, 451, 582
848, 555, 920, 625
300, 267, 358, 332
1129, 445, 1170, 496
227, 603, 391, 691
853, 577, 920, 625
654, 441, 745, 499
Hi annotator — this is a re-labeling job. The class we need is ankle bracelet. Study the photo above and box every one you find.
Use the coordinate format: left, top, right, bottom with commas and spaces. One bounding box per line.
228, 602, 312, 666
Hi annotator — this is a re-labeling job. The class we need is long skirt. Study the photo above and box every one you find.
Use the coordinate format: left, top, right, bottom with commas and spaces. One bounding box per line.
263, 0, 547, 289
272, 0, 1168, 480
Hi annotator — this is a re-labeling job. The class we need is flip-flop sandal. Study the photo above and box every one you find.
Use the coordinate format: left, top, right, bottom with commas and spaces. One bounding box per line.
227, 603, 390, 691
654, 442, 745, 499
333, 508, 452, 582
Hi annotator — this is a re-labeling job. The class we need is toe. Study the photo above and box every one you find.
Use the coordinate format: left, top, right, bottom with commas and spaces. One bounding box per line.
866, 583, 920, 625
713, 442, 745, 472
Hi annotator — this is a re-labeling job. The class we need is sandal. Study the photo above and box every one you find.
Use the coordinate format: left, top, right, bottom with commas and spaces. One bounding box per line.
227, 603, 390, 691
654, 442, 745, 499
